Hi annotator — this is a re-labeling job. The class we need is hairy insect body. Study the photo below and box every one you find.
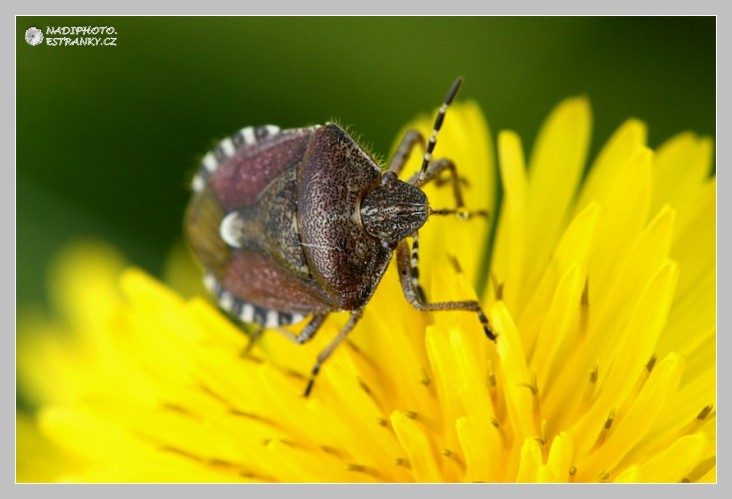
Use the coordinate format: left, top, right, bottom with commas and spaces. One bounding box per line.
185, 78, 495, 396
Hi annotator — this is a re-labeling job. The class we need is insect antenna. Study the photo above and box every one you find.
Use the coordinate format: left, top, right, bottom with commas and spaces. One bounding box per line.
429, 207, 490, 220
418, 76, 463, 182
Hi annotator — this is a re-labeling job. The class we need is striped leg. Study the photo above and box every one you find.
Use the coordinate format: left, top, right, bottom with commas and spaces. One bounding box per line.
387, 129, 425, 176
395, 238, 496, 341
304, 309, 364, 397
408, 233, 427, 304
274, 314, 327, 345
243, 323, 264, 353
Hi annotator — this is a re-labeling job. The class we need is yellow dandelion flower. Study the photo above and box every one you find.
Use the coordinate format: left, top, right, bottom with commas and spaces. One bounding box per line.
16, 98, 715, 483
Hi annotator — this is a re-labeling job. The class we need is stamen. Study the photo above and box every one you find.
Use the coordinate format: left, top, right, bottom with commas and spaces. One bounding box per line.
604, 410, 615, 430
238, 350, 264, 364
678, 404, 714, 436
228, 409, 282, 430
518, 373, 539, 396
160, 402, 199, 420
320, 446, 341, 456
448, 254, 463, 273
346, 463, 384, 480
161, 445, 270, 480
491, 416, 510, 448
490, 273, 504, 300
697, 404, 713, 421
578, 279, 590, 339
592, 409, 615, 449
539, 420, 548, 446
581, 365, 599, 410
581, 278, 590, 306
357, 378, 372, 395
441, 448, 466, 471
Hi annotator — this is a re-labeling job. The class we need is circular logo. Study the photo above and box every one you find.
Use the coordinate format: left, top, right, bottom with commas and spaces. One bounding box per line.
25, 27, 43, 46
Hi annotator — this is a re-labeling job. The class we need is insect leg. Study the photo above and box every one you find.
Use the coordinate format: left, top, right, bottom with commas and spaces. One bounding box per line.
387, 129, 425, 176
407, 158, 489, 220
243, 323, 265, 353
395, 238, 496, 341
274, 314, 327, 345
303, 309, 364, 397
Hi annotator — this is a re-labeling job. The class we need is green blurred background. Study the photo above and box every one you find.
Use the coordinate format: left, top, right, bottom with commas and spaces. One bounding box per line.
17, 17, 715, 310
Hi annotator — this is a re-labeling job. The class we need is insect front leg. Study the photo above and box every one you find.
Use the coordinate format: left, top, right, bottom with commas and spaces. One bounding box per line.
395, 238, 496, 341
387, 129, 425, 176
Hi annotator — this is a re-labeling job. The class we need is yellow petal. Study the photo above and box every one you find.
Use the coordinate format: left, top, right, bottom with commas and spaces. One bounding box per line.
546, 432, 574, 482
572, 261, 679, 456
585, 148, 653, 296
576, 118, 647, 213
651, 132, 713, 212
490, 130, 528, 308
616, 433, 708, 483
574, 353, 684, 480
522, 97, 592, 305
390, 410, 441, 482
515, 438, 543, 482
491, 301, 537, 476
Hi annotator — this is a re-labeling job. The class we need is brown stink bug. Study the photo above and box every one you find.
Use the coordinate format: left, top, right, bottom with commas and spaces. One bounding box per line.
185, 77, 495, 396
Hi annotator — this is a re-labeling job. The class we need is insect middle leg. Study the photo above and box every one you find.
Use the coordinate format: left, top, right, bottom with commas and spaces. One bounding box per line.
274, 314, 327, 345
303, 309, 364, 397
273, 312, 365, 396
395, 238, 496, 341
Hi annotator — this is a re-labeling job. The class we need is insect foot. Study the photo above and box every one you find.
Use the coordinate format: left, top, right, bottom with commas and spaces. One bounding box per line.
184, 77, 495, 397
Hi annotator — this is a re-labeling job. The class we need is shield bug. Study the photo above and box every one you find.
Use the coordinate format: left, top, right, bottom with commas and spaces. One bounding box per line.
185, 77, 495, 396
